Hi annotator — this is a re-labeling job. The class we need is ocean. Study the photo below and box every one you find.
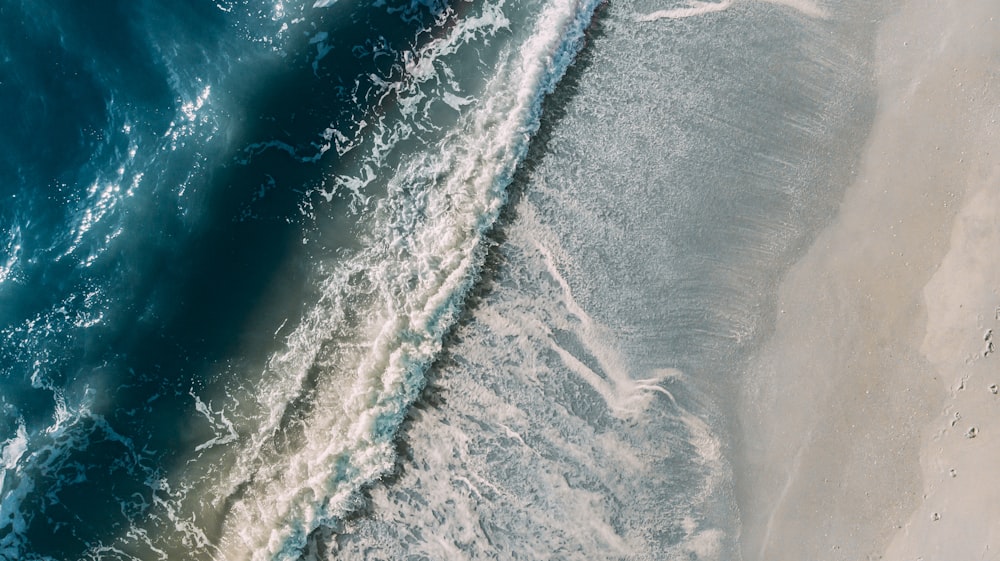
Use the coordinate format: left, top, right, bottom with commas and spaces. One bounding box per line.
0, 0, 880, 559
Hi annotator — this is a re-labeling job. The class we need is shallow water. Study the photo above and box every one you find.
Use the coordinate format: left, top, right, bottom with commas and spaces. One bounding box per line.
325, 2, 883, 558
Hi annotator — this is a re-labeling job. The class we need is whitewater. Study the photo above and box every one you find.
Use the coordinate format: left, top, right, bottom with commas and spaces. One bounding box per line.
0, 0, 886, 560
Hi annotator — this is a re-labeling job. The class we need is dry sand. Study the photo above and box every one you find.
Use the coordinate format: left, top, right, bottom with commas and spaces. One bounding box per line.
737, 0, 1000, 559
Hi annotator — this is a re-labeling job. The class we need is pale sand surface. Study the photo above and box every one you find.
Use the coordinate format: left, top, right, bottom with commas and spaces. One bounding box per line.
882, 187, 1000, 561
737, 0, 1000, 560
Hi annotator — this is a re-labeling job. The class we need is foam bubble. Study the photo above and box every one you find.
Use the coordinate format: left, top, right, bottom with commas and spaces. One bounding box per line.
765, 0, 827, 18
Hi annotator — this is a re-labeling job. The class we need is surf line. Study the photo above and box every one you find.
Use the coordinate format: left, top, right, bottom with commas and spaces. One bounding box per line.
636, 0, 828, 22
211, 0, 615, 559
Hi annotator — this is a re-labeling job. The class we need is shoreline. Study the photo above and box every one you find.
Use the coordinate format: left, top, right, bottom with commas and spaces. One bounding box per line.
735, 0, 1000, 559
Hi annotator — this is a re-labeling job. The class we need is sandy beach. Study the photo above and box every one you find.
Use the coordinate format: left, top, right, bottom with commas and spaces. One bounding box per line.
737, 0, 1000, 559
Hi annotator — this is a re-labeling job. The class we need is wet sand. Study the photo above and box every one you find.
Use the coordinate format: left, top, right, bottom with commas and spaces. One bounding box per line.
736, 0, 1000, 559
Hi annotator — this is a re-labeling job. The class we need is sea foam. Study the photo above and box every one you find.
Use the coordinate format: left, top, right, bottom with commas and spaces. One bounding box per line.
202, 0, 608, 558
637, 0, 827, 22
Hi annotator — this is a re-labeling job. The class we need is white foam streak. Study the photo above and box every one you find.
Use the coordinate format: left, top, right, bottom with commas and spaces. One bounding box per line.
637, 0, 827, 22
535, 242, 675, 417
638, 0, 734, 21
190, 392, 239, 453
404, 2, 511, 85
